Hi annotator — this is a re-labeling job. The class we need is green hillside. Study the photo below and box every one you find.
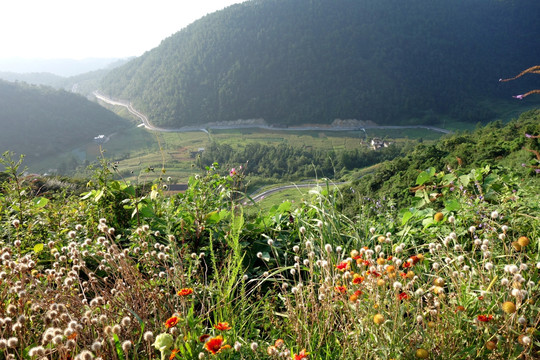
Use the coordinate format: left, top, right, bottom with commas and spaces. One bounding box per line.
338, 110, 540, 216
0, 80, 128, 163
101, 0, 540, 128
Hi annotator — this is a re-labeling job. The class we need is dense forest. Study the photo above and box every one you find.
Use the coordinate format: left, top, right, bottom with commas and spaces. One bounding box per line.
199, 140, 405, 180
0, 80, 128, 162
101, 0, 540, 128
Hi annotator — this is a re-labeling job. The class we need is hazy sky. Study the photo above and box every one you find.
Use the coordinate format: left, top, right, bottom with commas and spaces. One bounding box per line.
0, 0, 245, 60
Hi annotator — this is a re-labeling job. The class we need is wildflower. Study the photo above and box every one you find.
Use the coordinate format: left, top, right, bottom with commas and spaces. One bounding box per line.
165, 316, 180, 328
275, 339, 285, 348
204, 336, 230, 354
477, 315, 493, 322
122, 340, 132, 352
334, 285, 347, 294
352, 274, 364, 284
517, 236, 529, 247
250, 342, 258, 351
415, 348, 429, 359
170, 349, 180, 359
501, 301, 516, 314
234, 342, 242, 351
434, 212, 444, 222
518, 335, 531, 346
397, 292, 409, 301
294, 349, 309, 360
373, 314, 384, 325
214, 322, 231, 331
177, 288, 194, 296
485, 340, 497, 350
229, 168, 237, 176
336, 261, 350, 271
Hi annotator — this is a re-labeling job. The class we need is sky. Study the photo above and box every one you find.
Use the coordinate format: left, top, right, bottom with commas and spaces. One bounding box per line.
0, 0, 245, 60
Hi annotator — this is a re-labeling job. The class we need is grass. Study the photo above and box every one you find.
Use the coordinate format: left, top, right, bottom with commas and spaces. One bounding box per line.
1, 149, 538, 359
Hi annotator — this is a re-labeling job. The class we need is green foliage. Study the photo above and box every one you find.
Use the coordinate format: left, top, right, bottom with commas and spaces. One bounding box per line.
101, 0, 540, 128
339, 112, 540, 215
0, 119, 539, 359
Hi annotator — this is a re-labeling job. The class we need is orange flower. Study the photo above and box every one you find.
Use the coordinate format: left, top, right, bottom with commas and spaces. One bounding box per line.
352, 274, 364, 284
204, 335, 231, 354
165, 316, 180, 328
169, 349, 180, 360
477, 314, 493, 322
177, 288, 194, 296
294, 349, 309, 360
214, 322, 232, 331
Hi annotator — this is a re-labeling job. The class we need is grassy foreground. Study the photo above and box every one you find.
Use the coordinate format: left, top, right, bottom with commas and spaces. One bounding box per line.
0, 147, 538, 359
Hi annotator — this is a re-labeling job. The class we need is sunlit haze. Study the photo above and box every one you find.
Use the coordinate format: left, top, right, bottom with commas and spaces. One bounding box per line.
0, 0, 245, 60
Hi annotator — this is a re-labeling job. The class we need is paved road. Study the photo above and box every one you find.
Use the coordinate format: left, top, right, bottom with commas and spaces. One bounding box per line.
93, 91, 452, 134
249, 181, 347, 202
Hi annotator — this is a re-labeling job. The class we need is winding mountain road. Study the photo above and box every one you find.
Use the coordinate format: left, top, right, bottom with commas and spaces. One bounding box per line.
93, 91, 452, 134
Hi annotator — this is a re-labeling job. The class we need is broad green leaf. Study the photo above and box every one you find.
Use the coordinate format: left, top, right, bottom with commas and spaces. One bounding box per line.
459, 175, 470, 187
401, 211, 413, 225
416, 171, 431, 185
32, 197, 49, 208
444, 199, 461, 212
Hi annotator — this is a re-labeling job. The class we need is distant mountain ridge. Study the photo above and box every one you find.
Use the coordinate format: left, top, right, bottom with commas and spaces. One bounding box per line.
0, 80, 128, 162
100, 0, 540, 128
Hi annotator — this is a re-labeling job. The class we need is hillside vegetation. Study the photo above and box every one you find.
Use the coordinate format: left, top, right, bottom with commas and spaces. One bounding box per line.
0, 80, 128, 163
101, 0, 540, 128
339, 110, 540, 215
0, 116, 538, 359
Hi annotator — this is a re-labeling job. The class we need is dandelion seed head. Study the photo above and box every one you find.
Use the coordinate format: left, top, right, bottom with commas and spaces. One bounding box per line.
250, 342, 258, 351
293, 245, 300, 253
325, 244, 332, 253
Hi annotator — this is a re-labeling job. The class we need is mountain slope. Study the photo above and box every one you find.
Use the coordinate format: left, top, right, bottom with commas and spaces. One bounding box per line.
100, 0, 540, 128
0, 80, 128, 161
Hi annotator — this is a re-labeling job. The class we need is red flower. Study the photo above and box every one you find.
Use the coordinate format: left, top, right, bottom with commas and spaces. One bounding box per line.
403, 261, 412, 269
204, 336, 231, 354
170, 349, 180, 360
335, 261, 350, 271
399, 272, 407, 278
294, 349, 309, 360
214, 322, 232, 331
334, 285, 347, 294
397, 292, 409, 300
477, 314, 493, 322
352, 275, 364, 284
165, 316, 180, 328
177, 288, 194, 296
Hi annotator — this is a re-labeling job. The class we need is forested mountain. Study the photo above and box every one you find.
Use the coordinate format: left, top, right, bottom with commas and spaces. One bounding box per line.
0, 80, 128, 162
100, 0, 540, 128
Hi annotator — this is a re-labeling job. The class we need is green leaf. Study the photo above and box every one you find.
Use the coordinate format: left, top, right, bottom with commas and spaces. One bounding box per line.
32, 197, 49, 208
459, 175, 470, 187
444, 199, 461, 212
113, 333, 126, 360
416, 171, 431, 186
33, 243, 44, 253
401, 211, 413, 225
